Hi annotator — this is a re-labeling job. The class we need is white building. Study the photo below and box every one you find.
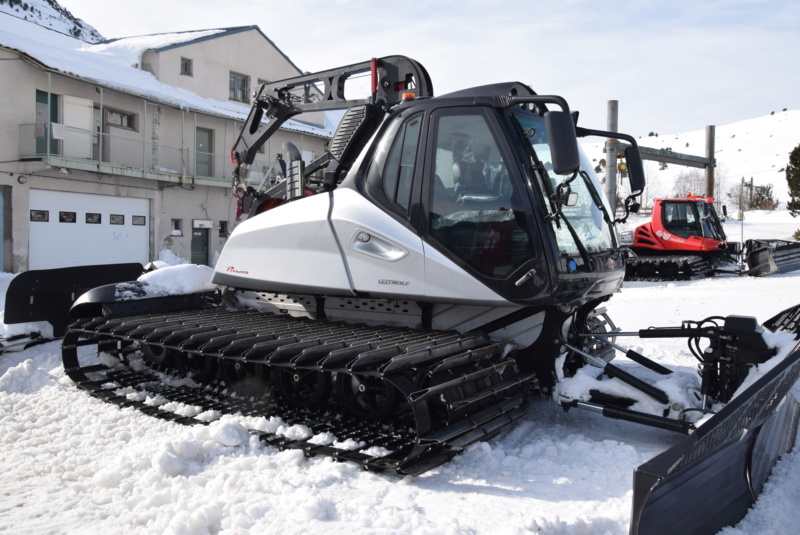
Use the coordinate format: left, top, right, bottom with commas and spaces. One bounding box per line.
0, 15, 332, 271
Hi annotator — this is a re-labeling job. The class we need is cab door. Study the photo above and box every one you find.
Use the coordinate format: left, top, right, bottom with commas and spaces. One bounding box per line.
420, 107, 547, 303
330, 111, 427, 298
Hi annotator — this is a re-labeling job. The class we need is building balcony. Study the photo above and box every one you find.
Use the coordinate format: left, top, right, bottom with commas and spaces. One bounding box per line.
18, 123, 276, 188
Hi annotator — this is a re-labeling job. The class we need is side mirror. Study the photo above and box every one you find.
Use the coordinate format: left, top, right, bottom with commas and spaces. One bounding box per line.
545, 111, 580, 175
624, 145, 646, 195
555, 183, 579, 207
722, 205, 728, 217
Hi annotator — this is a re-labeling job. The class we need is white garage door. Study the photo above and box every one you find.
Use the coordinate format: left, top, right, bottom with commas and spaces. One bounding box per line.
29, 189, 150, 269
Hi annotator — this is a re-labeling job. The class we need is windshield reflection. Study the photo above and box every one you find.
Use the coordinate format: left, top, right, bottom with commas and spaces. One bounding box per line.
513, 111, 616, 255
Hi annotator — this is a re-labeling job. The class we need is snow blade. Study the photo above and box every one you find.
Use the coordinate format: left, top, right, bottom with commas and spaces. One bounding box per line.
4, 263, 144, 337
630, 305, 800, 535
745, 239, 800, 276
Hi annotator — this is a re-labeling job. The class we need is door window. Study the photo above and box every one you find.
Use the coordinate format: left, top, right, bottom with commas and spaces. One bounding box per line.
383, 114, 422, 213
662, 202, 699, 238
35, 90, 59, 155
429, 111, 533, 278
196, 127, 213, 177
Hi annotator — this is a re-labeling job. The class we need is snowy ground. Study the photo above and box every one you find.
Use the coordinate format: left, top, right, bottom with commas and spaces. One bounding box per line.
1, 212, 799, 535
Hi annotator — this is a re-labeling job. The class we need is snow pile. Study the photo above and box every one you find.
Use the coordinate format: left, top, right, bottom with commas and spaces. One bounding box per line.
158, 248, 190, 266
137, 264, 217, 295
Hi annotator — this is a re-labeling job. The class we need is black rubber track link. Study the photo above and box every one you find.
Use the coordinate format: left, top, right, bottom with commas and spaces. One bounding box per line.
625, 255, 712, 281
62, 307, 535, 476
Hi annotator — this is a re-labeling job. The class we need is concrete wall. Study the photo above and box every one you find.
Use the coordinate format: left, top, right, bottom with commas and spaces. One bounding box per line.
0, 48, 329, 272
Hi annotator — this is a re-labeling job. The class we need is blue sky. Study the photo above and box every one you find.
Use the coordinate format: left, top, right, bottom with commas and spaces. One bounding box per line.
59, 0, 799, 139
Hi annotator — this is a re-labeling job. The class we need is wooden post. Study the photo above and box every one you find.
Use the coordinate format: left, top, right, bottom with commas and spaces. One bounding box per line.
704, 125, 715, 197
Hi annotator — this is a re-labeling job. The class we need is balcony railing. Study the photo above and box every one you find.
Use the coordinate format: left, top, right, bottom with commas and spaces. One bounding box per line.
19, 123, 276, 188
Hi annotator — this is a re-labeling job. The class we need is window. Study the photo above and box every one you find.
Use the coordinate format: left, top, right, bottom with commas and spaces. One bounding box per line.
195, 127, 213, 177
30, 210, 49, 222
86, 213, 101, 224
132, 215, 146, 226
106, 108, 136, 131
110, 214, 124, 225
180, 57, 193, 76
662, 202, 699, 239
229, 72, 250, 102
59, 212, 76, 223
171, 218, 183, 236
429, 111, 533, 278
35, 90, 59, 155
383, 114, 422, 212
219, 221, 228, 237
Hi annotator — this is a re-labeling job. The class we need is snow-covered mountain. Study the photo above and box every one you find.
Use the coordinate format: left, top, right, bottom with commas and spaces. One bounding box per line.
0, 0, 103, 42
583, 109, 800, 209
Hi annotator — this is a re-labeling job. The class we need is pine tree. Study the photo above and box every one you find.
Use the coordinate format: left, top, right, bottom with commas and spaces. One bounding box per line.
749, 184, 779, 210
787, 145, 800, 239
788, 145, 800, 216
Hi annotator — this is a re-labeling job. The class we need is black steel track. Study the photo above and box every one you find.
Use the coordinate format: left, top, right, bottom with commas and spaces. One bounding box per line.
62, 306, 535, 475
625, 255, 712, 281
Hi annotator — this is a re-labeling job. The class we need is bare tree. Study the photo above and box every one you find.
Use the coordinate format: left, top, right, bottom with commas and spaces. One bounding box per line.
640, 161, 662, 212
713, 163, 729, 202
671, 169, 705, 197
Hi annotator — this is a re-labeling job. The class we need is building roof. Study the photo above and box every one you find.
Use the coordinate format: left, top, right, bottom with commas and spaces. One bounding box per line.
0, 15, 332, 137
116, 25, 306, 77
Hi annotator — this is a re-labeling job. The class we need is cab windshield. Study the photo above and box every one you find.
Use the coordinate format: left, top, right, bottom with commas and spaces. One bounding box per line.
696, 201, 727, 241
512, 111, 616, 256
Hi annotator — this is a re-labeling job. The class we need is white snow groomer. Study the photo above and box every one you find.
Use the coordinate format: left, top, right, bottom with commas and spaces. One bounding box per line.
58, 57, 800, 535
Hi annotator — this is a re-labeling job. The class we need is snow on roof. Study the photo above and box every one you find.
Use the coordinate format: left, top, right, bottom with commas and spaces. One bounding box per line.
0, 15, 333, 138
90, 28, 229, 68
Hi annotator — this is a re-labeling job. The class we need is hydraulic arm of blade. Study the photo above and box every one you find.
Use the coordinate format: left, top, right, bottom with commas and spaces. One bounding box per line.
231, 55, 433, 183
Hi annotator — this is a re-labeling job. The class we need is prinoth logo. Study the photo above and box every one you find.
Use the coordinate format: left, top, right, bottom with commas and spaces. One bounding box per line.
378, 279, 410, 286
226, 266, 249, 275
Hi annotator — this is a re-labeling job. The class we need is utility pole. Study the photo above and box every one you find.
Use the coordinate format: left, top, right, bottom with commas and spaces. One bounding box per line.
739, 177, 745, 221
604, 100, 619, 210
704, 125, 715, 197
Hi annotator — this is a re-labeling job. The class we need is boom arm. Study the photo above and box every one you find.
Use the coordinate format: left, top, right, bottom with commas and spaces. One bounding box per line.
231, 55, 433, 185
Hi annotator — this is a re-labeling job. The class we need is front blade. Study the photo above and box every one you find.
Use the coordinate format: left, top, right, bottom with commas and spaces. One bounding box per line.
4, 263, 144, 337
630, 305, 800, 535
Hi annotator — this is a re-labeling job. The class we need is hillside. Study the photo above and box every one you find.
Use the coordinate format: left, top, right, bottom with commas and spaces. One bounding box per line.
583, 109, 800, 210
0, 0, 103, 42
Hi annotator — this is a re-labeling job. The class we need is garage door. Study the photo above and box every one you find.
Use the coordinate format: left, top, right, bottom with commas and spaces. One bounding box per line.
28, 189, 150, 269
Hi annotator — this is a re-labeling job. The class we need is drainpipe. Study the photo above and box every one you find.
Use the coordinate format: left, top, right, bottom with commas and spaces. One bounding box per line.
47, 72, 51, 157
143, 100, 147, 169
181, 108, 185, 181
98, 86, 103, 162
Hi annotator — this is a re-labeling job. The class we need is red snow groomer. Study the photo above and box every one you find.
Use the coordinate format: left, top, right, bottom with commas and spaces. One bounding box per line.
625, 195, 800, 281
624, 195, 734, 280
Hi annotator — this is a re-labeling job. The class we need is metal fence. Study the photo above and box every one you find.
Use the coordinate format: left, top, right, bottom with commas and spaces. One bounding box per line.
19, 123, 276, 185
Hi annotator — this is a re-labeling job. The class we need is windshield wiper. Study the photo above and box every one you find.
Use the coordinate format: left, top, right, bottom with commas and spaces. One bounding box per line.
509, 114, 596, 271
579, 169, 618, 248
